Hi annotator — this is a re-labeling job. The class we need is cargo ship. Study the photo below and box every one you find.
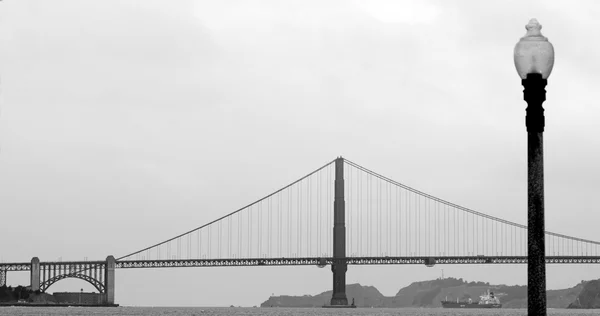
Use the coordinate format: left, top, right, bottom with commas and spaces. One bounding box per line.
441, 290, 501, 308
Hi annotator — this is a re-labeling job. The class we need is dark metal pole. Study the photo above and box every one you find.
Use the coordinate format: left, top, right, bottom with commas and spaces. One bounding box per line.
0, 269, 6, 287
330, 157, 348, 306
523, 72, 547, 315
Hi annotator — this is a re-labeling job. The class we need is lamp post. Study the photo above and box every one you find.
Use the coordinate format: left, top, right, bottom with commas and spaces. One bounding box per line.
514, 18, 554, 316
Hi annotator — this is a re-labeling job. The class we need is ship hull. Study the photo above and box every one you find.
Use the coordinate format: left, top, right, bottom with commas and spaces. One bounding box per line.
441, 301, 501, 309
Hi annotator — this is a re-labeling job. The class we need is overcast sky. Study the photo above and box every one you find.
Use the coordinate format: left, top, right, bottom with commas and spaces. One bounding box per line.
1, 0, 600, 307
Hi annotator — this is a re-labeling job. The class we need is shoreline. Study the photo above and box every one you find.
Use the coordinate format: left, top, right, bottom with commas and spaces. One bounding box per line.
0, 303, 119, 307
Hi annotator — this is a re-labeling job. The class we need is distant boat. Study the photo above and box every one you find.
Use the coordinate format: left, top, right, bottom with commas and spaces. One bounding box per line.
441, 290, 501, 308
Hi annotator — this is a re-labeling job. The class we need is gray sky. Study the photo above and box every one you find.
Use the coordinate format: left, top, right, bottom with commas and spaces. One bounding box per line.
1, 0, 600, 307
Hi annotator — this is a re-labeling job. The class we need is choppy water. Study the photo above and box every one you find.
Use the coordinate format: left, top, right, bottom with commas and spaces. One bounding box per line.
1, 307, 599, 316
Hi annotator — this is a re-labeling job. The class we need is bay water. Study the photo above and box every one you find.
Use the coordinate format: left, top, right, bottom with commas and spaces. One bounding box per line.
1, 307, 599, 316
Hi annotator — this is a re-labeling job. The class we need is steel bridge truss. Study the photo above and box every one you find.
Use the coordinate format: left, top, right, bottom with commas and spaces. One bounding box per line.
2, 255, 599, 290
40, 273, 105, 293
114, 255, 600, 268
38, 262, 107, 293
0, 261, 107, 293
6, 256, 599, 272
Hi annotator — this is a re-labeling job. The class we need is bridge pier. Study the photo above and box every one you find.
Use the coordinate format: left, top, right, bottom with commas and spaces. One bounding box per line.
330, 157, 348, 306
104, 255, 116, 304
30, 257, 40, 291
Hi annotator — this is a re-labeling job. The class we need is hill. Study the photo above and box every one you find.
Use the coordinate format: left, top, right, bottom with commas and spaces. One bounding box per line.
261, 284, 386, 307
260, 277, 593, 308
568, 280, 600, 308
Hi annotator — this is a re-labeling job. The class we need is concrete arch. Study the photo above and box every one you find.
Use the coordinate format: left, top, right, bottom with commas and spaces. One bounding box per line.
40, 273, 105, 293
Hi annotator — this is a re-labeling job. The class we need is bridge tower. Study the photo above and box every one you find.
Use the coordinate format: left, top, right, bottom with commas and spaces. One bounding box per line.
105, 255, 116, 304
30, 257, 40, 291
330, 157, 348, 306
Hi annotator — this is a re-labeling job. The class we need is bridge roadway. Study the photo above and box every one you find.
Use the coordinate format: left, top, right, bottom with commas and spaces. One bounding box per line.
3, 256, 600, 271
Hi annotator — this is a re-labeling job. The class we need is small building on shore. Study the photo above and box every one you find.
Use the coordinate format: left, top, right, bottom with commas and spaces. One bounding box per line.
52, 292, 105, 305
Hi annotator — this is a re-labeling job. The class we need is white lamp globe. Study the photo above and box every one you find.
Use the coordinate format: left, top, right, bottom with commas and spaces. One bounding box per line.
514, 19, 555, 79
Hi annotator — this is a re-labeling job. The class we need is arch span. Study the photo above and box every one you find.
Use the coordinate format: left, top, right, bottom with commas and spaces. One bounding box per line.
40, 273, 105, 293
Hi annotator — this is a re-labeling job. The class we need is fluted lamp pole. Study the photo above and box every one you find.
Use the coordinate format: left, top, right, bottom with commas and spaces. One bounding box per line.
514, 18, 555, 316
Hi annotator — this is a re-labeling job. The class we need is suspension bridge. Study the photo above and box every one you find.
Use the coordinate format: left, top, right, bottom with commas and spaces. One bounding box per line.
2, 157, 599, 306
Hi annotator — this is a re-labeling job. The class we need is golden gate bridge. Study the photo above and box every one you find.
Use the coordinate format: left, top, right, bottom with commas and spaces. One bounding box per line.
2, 157, 599, 306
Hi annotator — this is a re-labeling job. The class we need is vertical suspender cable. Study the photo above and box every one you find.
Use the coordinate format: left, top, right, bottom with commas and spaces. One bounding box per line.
258, 203, 261, 256
389, 181, 392, 255
369, 175, 372, 256
359, 167, 362, 256
307, 177, 310, 257
268, 198, 271, 257
378, 180, 381, 255
317, 169, 320, 256
347, 164, 351, 256
298, 182, 301, 257
397, 185, 400, 256
408, 191, 411, 255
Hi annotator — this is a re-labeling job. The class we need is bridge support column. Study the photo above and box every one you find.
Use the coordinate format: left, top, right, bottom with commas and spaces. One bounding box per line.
0, 268, 6, 287
30, 257, 40, 291
330, 157, 348, 306
104, 255, 116, 305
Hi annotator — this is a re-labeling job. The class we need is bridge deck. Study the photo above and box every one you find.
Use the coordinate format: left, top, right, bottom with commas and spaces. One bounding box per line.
3, 256, 600, 270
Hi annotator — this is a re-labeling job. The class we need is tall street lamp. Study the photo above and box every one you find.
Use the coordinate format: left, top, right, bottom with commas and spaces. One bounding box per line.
514, 18, 554, 315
